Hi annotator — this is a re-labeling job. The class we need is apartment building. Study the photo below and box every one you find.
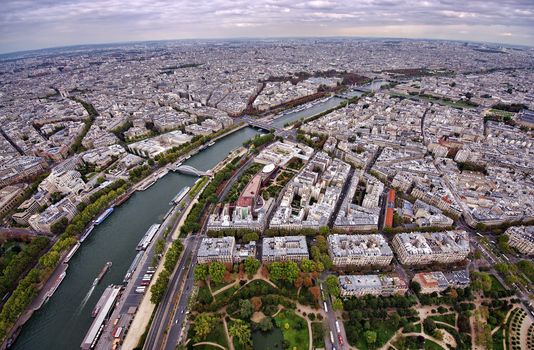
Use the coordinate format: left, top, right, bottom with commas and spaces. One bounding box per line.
197, 237, 235, 264
392, 231, 470, 265
328, 234, 393, 267
506, 226, 534, 255
262, 236, 309, 263
338, 274, 408, 297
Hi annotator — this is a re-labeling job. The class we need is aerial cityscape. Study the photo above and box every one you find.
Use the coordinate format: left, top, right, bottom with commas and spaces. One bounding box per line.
0, 2, 533, 350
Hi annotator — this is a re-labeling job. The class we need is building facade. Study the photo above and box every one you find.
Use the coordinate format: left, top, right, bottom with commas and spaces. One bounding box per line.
506, 226, 534, 255
262, 236, 309, 263
197, 237, 235, 264
328, 234, 393, 267
339, 274, 408, 297
392, 231, 470, 265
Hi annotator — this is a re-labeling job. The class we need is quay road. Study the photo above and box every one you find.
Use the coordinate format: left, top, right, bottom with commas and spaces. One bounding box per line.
95, 186, 196, 349
160, 233, 204, 350
145, 148, 261, 350
321, 282, 348, 350
142, 230, 205, 350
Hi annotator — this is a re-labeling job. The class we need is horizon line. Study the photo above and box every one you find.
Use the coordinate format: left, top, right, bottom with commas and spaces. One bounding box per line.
1, 34, 533, 58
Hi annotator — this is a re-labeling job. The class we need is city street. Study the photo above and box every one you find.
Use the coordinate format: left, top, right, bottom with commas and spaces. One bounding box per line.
142, 232, 204, 350
96, 190, 194, 349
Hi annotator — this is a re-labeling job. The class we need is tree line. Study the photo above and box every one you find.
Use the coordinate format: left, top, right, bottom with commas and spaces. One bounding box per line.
150, 239, 184, 304
0, 179, 128, 342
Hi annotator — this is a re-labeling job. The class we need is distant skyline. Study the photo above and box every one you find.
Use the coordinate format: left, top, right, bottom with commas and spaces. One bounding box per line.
1, 0, 533, 54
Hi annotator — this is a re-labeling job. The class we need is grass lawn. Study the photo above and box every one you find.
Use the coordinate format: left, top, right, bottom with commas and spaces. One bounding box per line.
210, 278, 236, 294
428, 313, 456, 327
488, 109, 515, 118
354, 319, 400, 350
492, 327, 505, 350
311, 322, 325, 348
274, 309, 309, 350
214, 284, 239, 301
490, 275, 506, 292
199, 321, 229, 349
435, 323, 470, 350
425, 339, 445, 350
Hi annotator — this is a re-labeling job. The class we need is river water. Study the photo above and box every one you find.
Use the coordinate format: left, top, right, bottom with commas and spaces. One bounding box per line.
270, 96, 345, 128
14, 93, 348, 350
13, 127, 259, 350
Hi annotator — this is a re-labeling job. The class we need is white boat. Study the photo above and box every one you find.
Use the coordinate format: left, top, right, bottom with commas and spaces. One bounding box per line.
45, 271, 66, 302
137, 178, 156, 191
170, 186, 190, 205
94, 208, 114, 225
64, 242, 81, 263
136, 224, 160, 251
80, 225, 95, 243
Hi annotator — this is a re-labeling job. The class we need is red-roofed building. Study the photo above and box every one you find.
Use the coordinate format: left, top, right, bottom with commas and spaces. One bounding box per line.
385, 189, 396, 228
236, 174, 262, 209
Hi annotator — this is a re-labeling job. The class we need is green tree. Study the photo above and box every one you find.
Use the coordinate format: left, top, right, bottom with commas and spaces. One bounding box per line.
315, 235, 328, 252
229, 319, 252, 347
325, 275, 340, 297
410, 281, 421, 294
242, 232, 259, 243
472, 271, 492, 292
495, 263, 509, 274
319, 226, 330, 235
497, 235, 511, 253
300, 258, 315, 273
332, 298, 344, 311
243, 257, 261, 276
423, 318, 436, 334
259, 316, 273, 332
268, 262, 285, 282
50, 217, 69, 235
364, 330, 377, 347
150, 270, 169, 304
193, 313, 215, 341
285, 261, 300, 283
154, 238, 165, 256
39, 251, 60, 269
320, 254, 333, 270
239, 299, 254, 319
194, 264, 209, 282
208, 262, 226, 284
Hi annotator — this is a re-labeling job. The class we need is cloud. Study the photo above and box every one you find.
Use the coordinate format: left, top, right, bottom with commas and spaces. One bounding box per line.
0, 0, 533, 53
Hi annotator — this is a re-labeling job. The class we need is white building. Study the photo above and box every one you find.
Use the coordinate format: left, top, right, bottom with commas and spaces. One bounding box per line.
392, 231, 470, 265
262, 236, 309, 263
339, 274, 408, 297
197, 237, 235, 264
328, 234, 393, 267
506, 226, 534, 255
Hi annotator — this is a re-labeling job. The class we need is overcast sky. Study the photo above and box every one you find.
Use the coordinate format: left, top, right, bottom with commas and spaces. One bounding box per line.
1, 0, 533, 53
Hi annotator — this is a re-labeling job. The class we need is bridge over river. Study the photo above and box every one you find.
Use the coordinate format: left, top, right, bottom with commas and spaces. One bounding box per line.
172, 164, 210, 177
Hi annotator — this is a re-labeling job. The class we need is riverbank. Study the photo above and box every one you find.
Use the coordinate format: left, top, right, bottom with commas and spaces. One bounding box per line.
11, 127, 260, 350
121, 191, 200, 349
103, 134, 252, 349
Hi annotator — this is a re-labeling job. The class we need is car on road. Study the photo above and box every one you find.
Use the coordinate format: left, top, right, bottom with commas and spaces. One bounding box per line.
338, 334, 344, 346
